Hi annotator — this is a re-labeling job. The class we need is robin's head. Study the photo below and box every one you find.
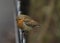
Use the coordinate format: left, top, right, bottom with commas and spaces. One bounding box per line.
16, 15, 25, 29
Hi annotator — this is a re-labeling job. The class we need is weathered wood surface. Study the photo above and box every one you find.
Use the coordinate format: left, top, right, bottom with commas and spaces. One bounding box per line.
0, 0, 16, 43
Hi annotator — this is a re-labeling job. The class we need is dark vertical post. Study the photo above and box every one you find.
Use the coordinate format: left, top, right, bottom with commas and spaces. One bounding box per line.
20, 0, 30, 15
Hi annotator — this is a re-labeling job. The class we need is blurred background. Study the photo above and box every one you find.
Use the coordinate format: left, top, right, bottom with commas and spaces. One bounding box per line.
20, 0, 60, 43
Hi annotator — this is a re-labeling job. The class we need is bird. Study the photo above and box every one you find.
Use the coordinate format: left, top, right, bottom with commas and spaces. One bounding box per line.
16, 14, 40, 32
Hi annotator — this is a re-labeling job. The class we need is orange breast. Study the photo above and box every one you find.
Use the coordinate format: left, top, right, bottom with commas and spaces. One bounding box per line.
17, 19, 24, 29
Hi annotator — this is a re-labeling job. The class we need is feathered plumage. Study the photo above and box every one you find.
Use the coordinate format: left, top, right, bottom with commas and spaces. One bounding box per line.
16, 14, 40, 31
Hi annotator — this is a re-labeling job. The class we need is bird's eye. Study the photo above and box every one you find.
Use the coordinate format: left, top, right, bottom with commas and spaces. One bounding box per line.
18, 19, 21, 20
